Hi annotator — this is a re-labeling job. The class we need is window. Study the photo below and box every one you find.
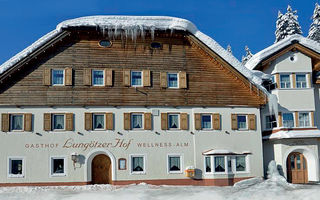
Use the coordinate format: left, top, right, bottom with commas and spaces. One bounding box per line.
205, 156, 212, 173
280, 74, 290, 88
299, 112, 310, 127
150, 42, 162, 49
131, 71, 142, 86
214, 156, 225, 172
8, 157, 24, 178
131, 113, 143, 129
131, 155, 145, 174
236, 156, 246, 172
237, 115, 247, 130
99, 40, 112, 47
118, 158, 126, 170
10, 114, 23, 131
52, 69, 64, 85
167, 73, 178, 88
92, 70, 104, 86
51, 157, 66, 176
296, 74, 307, 88
201, 115, 212, 129
93, 114, 105, 130
266, 115, 277, 129
168, 155, 182, 173
52, 114, 65, 130
168, 114, 179, 129
282, 113, 294, 128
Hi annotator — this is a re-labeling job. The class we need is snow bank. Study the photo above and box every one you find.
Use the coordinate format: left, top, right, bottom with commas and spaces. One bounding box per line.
263, 129, 320, 140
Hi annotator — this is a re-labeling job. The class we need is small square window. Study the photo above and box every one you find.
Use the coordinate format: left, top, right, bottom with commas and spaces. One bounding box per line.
201, 115, 211, 129
118, 158, 127, 170
168, 155, 182, 173
51, 157, 66, 176
168, 114, 179, 129
131, 114, 143, 129
280, 74, 290, 88
266, 115, 277, 129
10, 114, 23, 131
131, 71, 142, 86
282, 113, 294, 128
214, 156, 225, 172
296, 75, 307, 88
93, 114, 105, 130
8, 158, 24, 177
131, 155, 145, 173
167, 73, 178, 88
53, 114, 65, 130
237, 115, 247, 130
205, 156, 211, 173
52, 69, 64, 85
236, 156, 246, 172
92, 70, 104, 86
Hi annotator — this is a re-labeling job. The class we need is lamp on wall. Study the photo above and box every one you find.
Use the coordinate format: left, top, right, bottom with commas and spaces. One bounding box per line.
71, 152, 80, 169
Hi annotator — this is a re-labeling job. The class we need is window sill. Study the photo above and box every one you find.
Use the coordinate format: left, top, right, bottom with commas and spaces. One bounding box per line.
168, 171, 183, 174
130, 171, 146, 175
50, 173, 67, 177
8, 174, 24, 178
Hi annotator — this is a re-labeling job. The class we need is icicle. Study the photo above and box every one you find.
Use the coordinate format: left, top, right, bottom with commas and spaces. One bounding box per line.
108, 28, 113, 39
170, 28, 174, 36
102, 27, 106, 37
268, 94, 279, 118
114, 25, 119, 39
150, 27, 155, 40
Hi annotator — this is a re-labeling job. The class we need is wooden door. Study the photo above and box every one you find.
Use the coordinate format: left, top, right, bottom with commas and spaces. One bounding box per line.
287, 152, 308, 184
92, 154, 112, 184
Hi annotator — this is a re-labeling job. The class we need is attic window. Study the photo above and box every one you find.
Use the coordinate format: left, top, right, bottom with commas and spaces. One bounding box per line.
150, 42, 162, 49
289, 54, 296, 62
99, 40, 112, 48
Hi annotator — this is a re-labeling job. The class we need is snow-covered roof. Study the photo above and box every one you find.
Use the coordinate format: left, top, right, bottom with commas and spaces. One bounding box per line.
202, 149, 251, 155
0, 15, 266, 89
246, 34, 320, 70
263, 129, 320, 140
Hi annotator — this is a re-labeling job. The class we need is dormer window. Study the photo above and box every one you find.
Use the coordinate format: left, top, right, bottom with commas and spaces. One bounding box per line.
296, 74, 307, 88
280, 74, 290, 88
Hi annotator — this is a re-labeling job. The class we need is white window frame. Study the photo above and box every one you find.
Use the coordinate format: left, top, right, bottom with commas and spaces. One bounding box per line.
237, 115, 248, 130
296, 74, 307, 89
282, 112, 294, 128
129, 154, 146, 175
92, 113, 106, 130
52, 114, 66, 131
265, 115, 277, 130
50, 156, 67, 177
204, 156, 213, 174
51, 69, 65, 86
167, 154, 183, 174
92, 69, 105, 86
235, 155, 248, 173
298, 112, 311, 128
213, 155, 227, 174
10, 114, 24, 132
131, 71, 143, 87
279, 74, 291, 89
131, 113, 144, 130
201, 114, 212, 130
206, 155, 249, 175
8, 157, 25, 178
168, 113, 180, 130
167, 73, 179, 88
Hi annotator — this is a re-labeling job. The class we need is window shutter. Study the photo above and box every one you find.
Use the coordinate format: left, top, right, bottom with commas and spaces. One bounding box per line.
24, 113, 32, 132
161, 113, 168, 130
160, 72, 167, 88
278, 112, 283, 127
83, 69, 92, 86
105, 69, 113, 86
65, 67, 73, 86
43, 113, 51, 131
106, 113, 114, 130
292, 73, 296, 88
43, 68, 51, 86
66, 113, 74, 131
311, 111, 315, 127
1, 113, 9, 132
307, 73, 312, 88
124, 113, 131, 130
194, 113, 201, 130
231, 114, 237, 130
275, 73, 280, 89
180, 113, 188, 130
123, 70, 131, 87
144, 113, 152, 130
143, 70, 151, 87
248, 114, 256, 130
212, 113, 221, 130
179, 71, 187, 89
84, 113, 92, 130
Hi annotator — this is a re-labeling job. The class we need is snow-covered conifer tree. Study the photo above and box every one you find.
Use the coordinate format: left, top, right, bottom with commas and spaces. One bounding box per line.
275, 5, 302, 43
241, 46, 253, 65
308, 3, 320, 42
226, 44, 232, 54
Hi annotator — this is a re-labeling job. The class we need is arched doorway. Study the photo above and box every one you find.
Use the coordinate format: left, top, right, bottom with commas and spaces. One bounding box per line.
287, 152, 308, 184
91, 154, 112, 184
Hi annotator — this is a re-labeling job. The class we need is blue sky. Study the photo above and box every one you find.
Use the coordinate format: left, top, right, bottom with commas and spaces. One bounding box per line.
0, 0, 317, 64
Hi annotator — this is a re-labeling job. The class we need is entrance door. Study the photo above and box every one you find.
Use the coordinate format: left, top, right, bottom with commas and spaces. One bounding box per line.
287, 152, 308, 184
92, 154, 112, 184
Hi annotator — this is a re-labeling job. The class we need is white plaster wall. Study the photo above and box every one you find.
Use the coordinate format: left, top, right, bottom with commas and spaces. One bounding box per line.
273, 89, 315, 111
0, 106, 263, 183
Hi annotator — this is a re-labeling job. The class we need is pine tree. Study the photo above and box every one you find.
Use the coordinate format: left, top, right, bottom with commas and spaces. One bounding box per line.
275, 5, 302, 43
226, 44, 232, 54
308, 3, 320, 42
241, 46, 253, 65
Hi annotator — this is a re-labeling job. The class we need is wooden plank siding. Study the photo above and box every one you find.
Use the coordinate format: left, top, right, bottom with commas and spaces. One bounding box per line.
0, 31, 265, 107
